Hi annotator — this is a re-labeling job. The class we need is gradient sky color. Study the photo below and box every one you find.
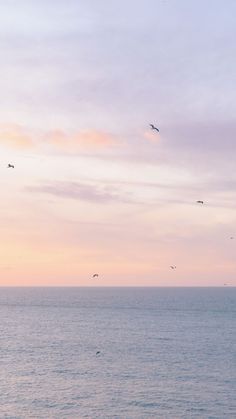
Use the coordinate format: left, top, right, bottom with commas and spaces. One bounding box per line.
0, 0, 235, 286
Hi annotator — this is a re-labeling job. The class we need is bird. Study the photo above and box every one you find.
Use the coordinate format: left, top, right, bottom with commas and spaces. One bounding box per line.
196, 200, 204, 204
96, 351, 101, 355
7, 164, 14, 169
92, 273, 99, 278
170, 266, 176, 269
149, 124, 159, 132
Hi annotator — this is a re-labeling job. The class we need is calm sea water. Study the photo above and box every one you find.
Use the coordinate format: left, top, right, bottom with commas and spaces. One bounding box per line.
0, 287, 235, 419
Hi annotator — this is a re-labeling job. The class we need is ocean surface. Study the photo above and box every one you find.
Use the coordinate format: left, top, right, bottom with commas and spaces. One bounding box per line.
0, 287, 235, 419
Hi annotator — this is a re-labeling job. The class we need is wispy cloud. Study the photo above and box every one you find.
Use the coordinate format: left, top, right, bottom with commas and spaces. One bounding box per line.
26, 174, 236, 210
0, 124, 117, 152
27, 181, 122, 203
0, 123, 34, 149
45, 129, 117, 151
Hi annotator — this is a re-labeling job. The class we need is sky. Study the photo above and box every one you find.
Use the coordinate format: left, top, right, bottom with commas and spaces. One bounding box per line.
0, 0, 235, 286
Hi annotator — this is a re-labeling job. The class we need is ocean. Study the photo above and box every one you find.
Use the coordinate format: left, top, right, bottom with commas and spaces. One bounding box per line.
0, 287, 235, 418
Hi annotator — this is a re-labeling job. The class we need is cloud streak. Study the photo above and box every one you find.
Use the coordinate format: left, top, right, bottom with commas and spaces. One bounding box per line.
27, 181, 122, 203
26, 174, 236, 211
45, 129, 117, 151
0, 124, 34, 149
0, 124, 117, 152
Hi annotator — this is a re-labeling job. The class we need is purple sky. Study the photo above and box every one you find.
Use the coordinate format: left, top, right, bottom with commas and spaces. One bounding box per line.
0, 0, 235, 285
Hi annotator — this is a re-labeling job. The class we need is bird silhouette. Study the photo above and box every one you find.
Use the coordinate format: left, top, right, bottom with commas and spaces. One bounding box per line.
96, 351, 101, 355
170, 266, 176, 269
92, 273, 99, 278
196, 200, 204, 204
7, 164, 14, 169
150, 124, 159, 132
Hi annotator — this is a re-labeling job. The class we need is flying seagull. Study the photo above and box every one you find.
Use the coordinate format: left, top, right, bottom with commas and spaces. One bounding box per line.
150, 124, 159, 132
170, 266, 176, 269
196, 200, 204, 204
7, 164, 14, 169
92, 273, 99, 278
96, 351, 101, 355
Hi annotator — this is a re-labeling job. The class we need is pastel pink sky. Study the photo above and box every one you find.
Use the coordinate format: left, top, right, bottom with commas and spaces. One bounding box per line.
0, 1, 235, 286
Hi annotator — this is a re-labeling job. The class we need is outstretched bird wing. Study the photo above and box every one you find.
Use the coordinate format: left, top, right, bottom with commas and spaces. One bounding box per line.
150, 124, 159, 132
